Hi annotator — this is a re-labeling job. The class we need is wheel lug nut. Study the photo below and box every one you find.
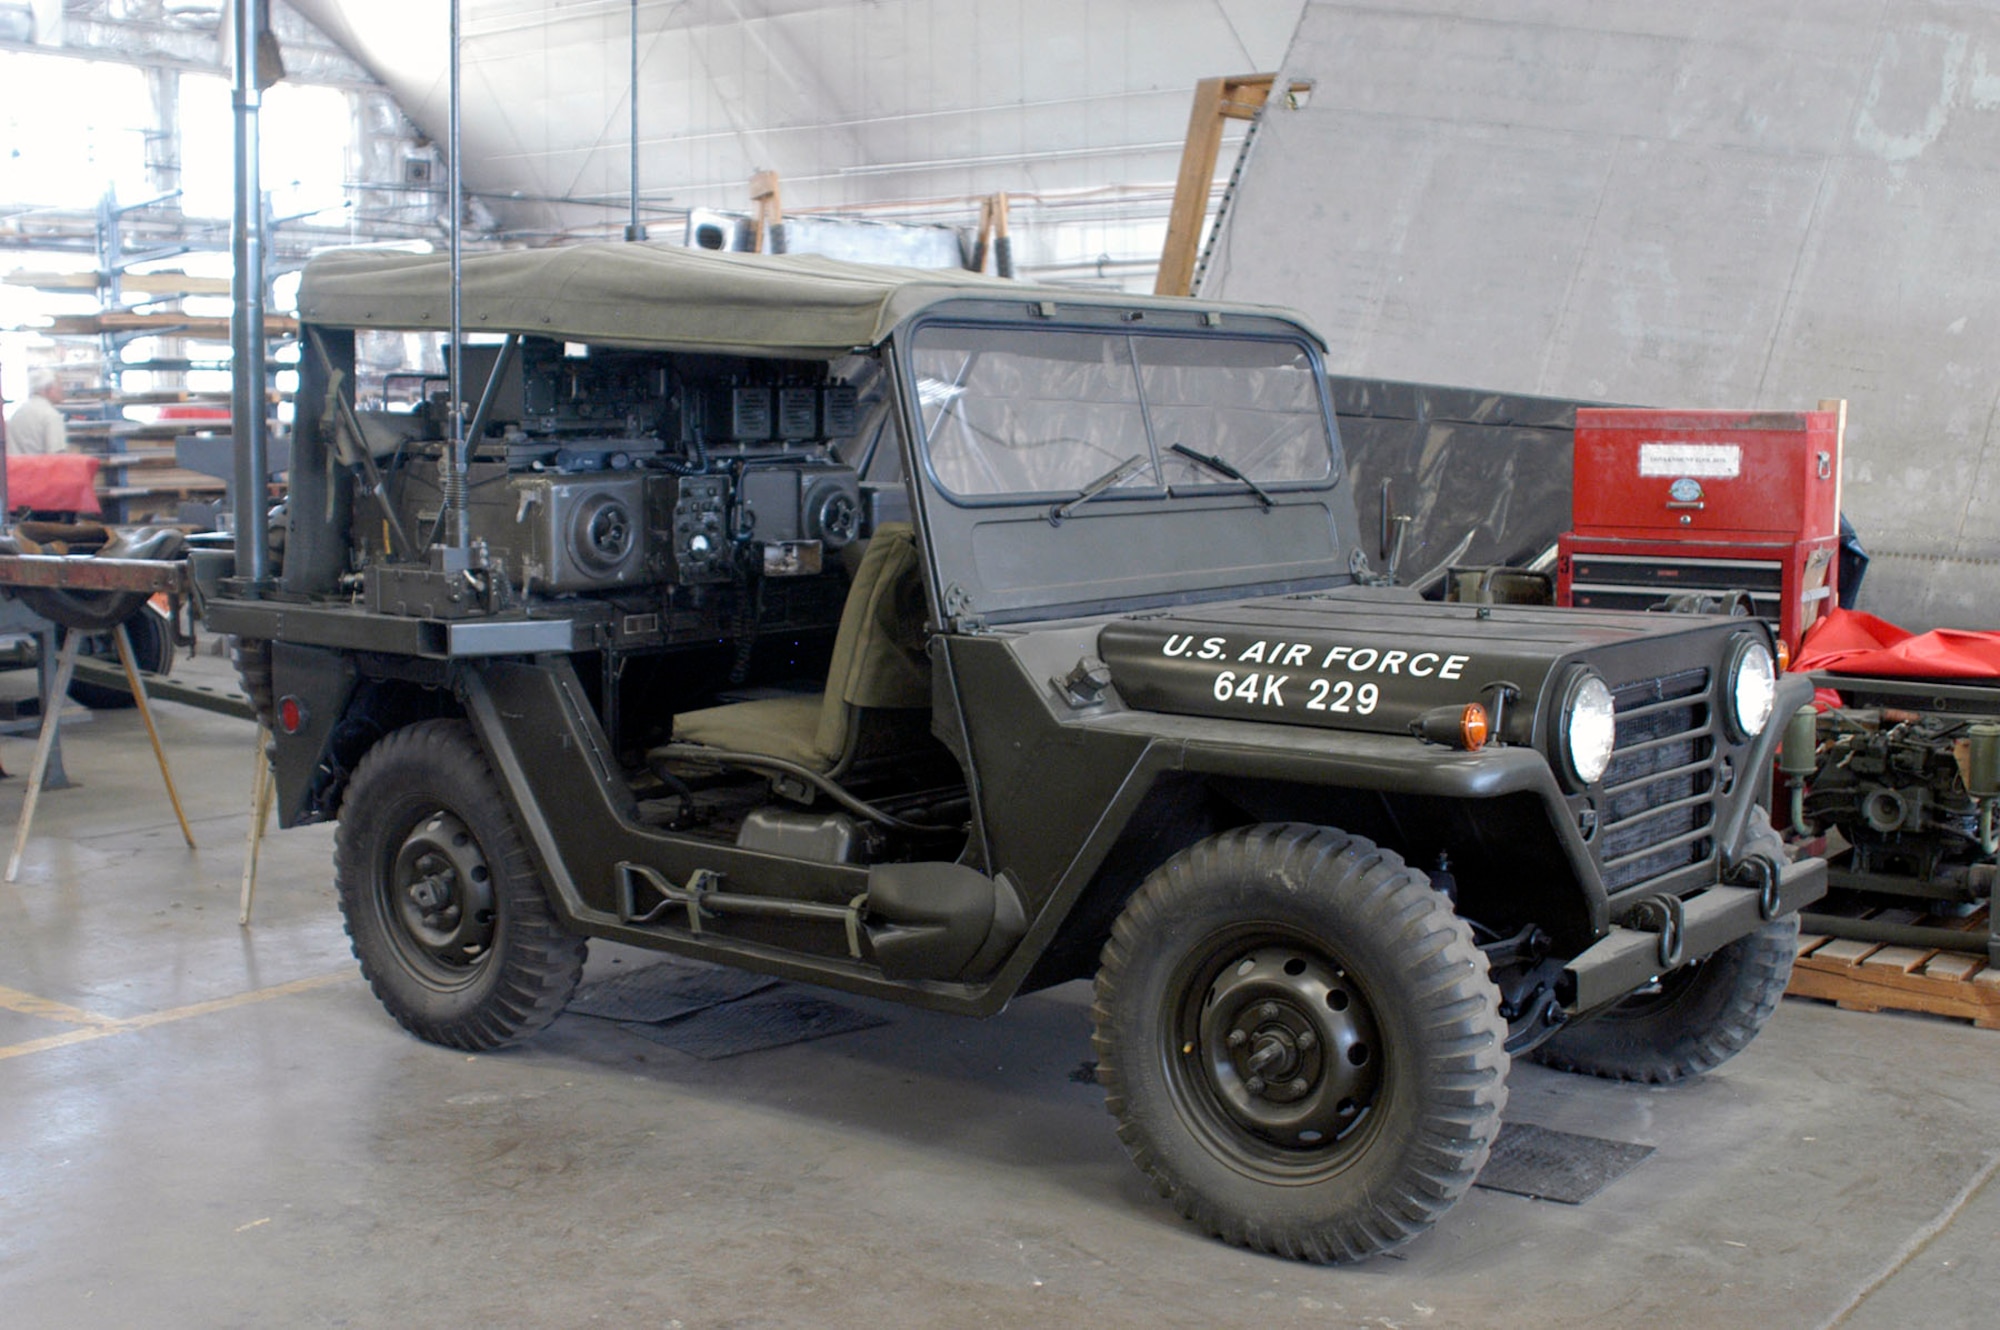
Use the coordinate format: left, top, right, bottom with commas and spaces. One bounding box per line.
1259, 1002, 1279, 1020
1290, 1078, 1308, 1094
1296, 1030, 1316, 1051
1226, 1029, 1247, 1048
1246, 1075, 1265, 1094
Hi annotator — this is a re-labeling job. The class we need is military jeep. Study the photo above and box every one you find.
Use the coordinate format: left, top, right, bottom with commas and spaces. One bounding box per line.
203, 243, 1825, 1262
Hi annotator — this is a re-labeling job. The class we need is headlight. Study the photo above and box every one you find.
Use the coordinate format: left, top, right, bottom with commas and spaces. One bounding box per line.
1725, 635, 1778, 740
1557, 669, 1617, 789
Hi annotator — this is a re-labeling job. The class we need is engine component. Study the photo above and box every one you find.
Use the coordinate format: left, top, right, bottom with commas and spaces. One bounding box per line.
1970, 723, 2000, 800
1803, 709, 1993, 885
1779, 704, 1819, 778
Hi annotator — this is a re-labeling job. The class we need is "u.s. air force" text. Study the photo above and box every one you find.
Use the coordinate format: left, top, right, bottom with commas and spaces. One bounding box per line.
1159, 633, 1471, 717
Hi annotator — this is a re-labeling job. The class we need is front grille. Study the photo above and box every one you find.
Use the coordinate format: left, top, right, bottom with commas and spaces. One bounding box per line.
1597, 668, 1716, 892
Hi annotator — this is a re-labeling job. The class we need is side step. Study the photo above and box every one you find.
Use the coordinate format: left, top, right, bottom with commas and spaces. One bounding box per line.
617, 859, 1027, 983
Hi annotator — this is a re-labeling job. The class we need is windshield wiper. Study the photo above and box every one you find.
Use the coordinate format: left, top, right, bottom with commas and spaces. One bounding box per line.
1171, 442, 1276, 509
1049, 454, 1149, 525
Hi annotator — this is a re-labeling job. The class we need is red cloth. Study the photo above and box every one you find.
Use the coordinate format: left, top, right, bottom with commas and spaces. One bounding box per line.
1791, 607, 2000, 680
6, 453, 102, 515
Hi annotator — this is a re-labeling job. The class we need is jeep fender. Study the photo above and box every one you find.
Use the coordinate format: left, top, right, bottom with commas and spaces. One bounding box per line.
941, 636, 1612, 996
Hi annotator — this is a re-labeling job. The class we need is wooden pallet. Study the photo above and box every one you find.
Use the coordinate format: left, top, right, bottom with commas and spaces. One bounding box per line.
1787, 914, 2000, 1029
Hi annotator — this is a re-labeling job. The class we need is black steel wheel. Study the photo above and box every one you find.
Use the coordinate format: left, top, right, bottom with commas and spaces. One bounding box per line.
335, 720, 586, 1050
1533, 914, 1800, 1084
64, 602, 174, 710
1092, 824, 1509, 1262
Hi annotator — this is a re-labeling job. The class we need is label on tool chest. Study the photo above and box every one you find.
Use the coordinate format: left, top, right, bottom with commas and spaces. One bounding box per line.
1638, 442, 1741, 478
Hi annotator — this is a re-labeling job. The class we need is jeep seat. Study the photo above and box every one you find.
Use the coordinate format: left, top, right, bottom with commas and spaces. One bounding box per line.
663, 522, 931, 778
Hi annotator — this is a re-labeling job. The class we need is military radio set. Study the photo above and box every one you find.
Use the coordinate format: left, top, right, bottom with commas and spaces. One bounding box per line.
359, 338, 866, 604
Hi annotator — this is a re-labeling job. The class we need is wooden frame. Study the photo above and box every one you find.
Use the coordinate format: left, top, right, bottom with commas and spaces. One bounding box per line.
1156, 73, 1279, 298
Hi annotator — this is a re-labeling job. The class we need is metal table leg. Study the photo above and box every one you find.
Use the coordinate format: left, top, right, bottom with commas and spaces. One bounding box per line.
30, 625, 71, 791
7, 632, 82, 881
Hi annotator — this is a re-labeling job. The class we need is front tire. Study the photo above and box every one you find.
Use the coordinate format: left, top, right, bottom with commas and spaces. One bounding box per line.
1092, 824, 1509, 1262
335, 720, 586, 1050
1532, 914, 1800, 1084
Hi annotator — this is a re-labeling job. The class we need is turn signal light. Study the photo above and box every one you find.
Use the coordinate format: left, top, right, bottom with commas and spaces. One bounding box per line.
1413, 702, 1490, 751
1459, 703, 1489, 751
1775, 636, 1792, 671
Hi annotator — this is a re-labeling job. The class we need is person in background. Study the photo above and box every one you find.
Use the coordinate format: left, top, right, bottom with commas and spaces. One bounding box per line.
6, 368, 69, 455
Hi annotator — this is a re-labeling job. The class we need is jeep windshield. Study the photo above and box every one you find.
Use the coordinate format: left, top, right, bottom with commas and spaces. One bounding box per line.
901, 315, 1357, 624
911, 324, 1336, 501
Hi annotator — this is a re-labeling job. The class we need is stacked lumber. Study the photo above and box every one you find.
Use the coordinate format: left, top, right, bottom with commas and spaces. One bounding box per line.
7, 263, 293, 520
69, 388, 236, 406
68, 420, 223, 444
3, 270, 234, 295
101, 448, 204, 470
102, 473, 226, 496
1787, 909, 2000, 1029
34, 311, 297, 339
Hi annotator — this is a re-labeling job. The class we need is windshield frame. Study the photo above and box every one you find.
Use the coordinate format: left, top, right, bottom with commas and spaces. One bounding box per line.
899, 315, 1345, 510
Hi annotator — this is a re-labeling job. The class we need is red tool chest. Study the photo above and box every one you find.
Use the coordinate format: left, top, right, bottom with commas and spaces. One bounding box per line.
1557, 406, 1842, 652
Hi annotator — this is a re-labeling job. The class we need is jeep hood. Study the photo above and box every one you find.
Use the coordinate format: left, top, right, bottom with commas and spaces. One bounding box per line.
1097, 589, 1742, 744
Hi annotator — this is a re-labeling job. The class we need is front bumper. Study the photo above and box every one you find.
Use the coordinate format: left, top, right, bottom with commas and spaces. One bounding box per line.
1561, 853, 1826, 1013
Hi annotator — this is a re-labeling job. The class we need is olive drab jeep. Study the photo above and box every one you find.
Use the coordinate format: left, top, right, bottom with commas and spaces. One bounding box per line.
200, 242, 1826, 1263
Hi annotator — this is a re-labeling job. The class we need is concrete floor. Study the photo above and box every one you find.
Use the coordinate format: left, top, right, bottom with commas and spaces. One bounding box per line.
1, 656, 1996, 1329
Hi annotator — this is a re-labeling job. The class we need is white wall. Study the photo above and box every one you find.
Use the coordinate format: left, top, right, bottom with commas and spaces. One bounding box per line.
1209, 0, 2000, 629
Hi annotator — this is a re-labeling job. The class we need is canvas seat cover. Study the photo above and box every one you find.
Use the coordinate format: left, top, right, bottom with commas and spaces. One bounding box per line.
667, 523, 930, 774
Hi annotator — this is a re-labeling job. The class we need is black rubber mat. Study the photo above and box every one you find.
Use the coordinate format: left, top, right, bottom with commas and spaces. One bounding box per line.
566, 958, 779, 1024
616, 988, 887, 1060
1473, 1122, 1656, 1205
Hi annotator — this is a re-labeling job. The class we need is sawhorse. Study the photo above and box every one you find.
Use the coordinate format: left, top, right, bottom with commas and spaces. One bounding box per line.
5, 622, 194, 881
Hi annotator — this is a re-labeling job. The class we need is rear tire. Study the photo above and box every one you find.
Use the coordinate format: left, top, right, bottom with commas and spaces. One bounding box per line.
1532, 914, 1800, 1084
1092, 824, 1509, 1262
335, 720, 586, 1050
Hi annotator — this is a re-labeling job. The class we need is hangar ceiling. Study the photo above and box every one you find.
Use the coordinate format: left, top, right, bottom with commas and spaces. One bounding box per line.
286, 0, 1305, 242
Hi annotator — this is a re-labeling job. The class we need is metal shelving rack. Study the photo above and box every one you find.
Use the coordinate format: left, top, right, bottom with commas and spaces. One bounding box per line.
8, 188, 291, 525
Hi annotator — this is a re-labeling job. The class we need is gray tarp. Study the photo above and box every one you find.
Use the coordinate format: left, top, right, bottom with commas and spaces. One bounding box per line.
296, 242, 1320, 359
